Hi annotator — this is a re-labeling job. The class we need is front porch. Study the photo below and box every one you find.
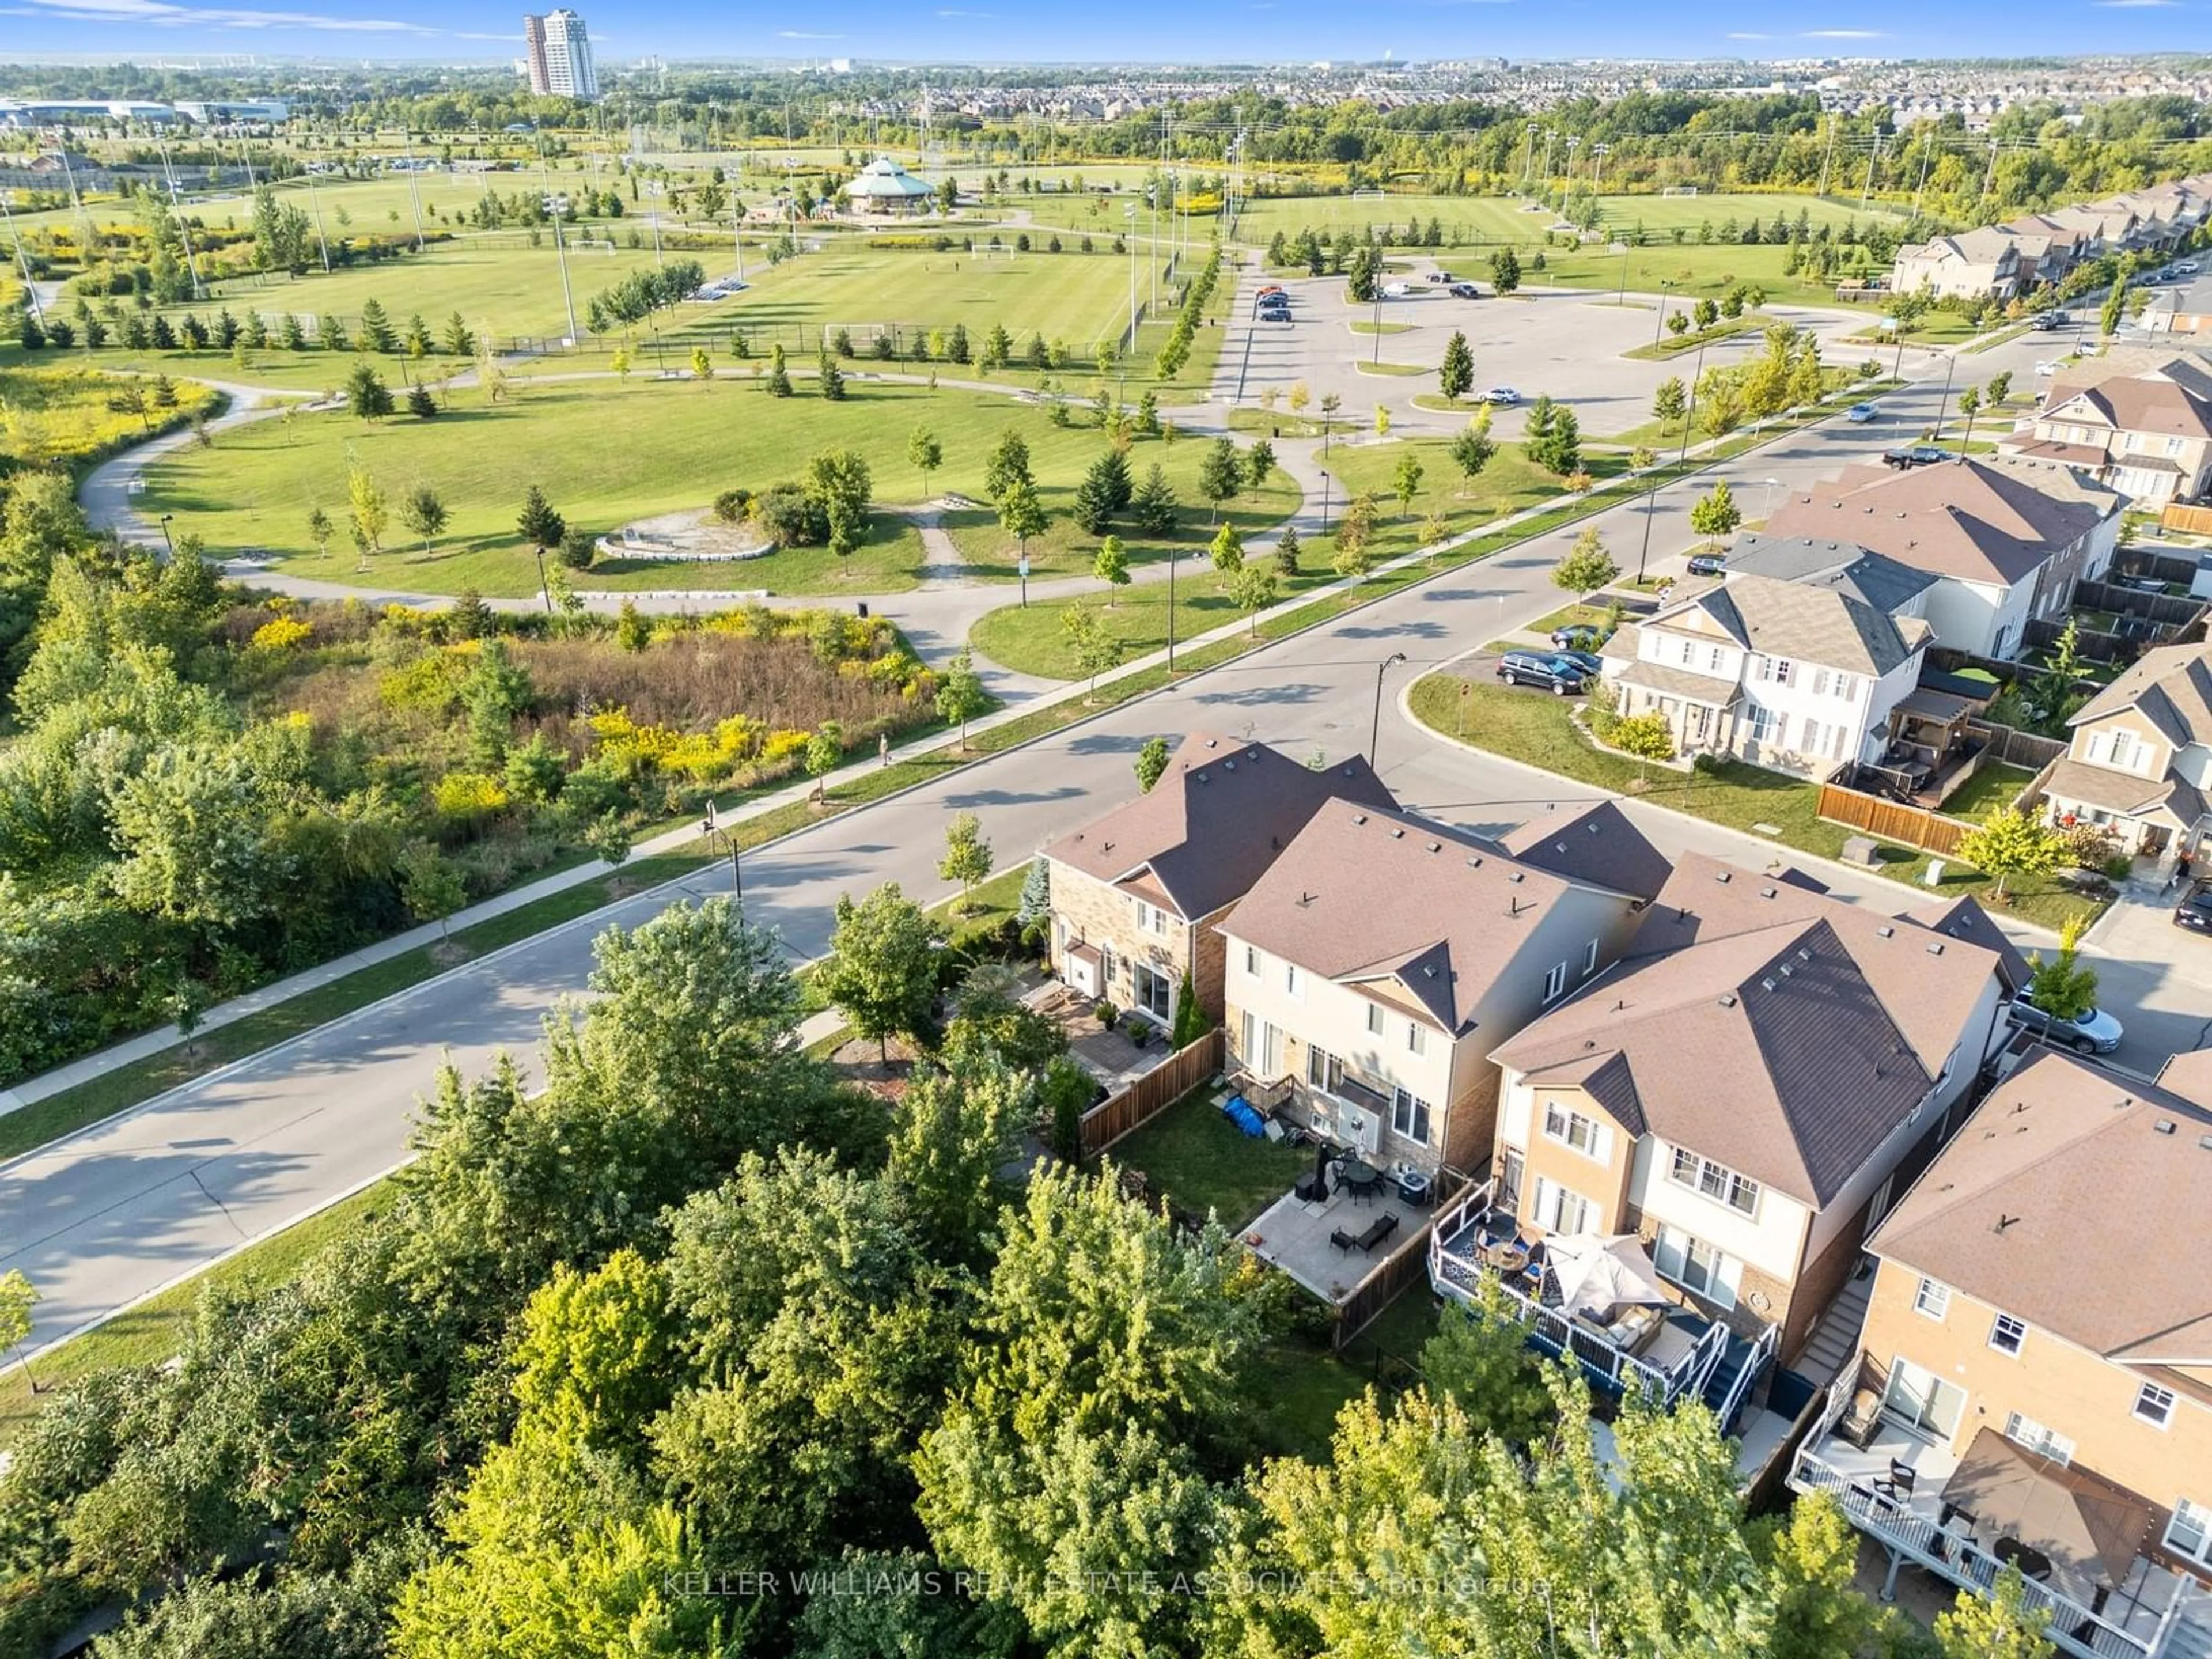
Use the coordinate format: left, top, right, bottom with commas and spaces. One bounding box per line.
1790, 1388, 2212, 1659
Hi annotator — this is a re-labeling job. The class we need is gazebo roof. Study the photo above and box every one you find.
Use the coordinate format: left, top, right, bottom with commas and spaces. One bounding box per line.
848, 154, 933, 198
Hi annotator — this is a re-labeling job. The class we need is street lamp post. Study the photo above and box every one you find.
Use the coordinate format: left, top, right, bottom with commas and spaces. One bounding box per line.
1165, 546, 1177, 671
533, 546, 552, 612
1370, 652, 1408, 764
699, 806, 743, 900
1320, 470, 1332, 530
1763, 477, 1781, 518
158, 514, 175, 555
1635, 475, 1661, 584
1674, 338, 1710, 472
1933, 352, 1959, 451
1372, 287, 1382, 365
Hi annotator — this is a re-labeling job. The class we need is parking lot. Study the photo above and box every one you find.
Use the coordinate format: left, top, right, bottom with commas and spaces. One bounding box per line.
1213, 253, 1880, 442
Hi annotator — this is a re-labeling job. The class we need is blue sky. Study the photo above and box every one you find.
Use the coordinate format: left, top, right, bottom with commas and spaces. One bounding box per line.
0, 0, 2194, 67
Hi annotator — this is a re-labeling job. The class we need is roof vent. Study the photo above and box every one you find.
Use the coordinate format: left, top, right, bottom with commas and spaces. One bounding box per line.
1224, 759, 1237, 772
1715, 871, 1733, 885
1426, 840, 1441, 853
1101, 840, 1114, 854
1353, 813, 1368, 825
1391, 827, 1404, 839
1588, 821, 1601, 835
1761, 886, 1778, 899
2155, 1119, 2177, 1135
1248, 746, 1262, 759
1993, 1214, 2018, 1234
1797, 948, 1812, 962
1554, 841, 1569, 854
1876, 925, 1895, 938
1584, 1038, 1597, 1051
2199, 1135, 2212, 1152
1779, 963, 1795, 978
1760, 977, 1777, 992
1297, 891, 1317, 907
1717, 994, 1738, 1008
1927, 942, 1944, 955
1422, 964, 1437, 979
1195, 771, 1209, 784
1205, 738, 1219, 749
1507, 870, 1524, 883
1465, 854, 1484, 869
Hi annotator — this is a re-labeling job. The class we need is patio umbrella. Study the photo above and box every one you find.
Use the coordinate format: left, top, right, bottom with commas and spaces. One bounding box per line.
1941, 1426, 2156, 1592
1547, 1233, 1672, 1318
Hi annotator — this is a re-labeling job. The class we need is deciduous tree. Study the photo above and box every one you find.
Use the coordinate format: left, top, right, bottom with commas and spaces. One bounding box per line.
817, 882, 947, 1060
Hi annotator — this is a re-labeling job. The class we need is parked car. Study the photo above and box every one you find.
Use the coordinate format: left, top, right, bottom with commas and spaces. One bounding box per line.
2003, 995, 2124, 1056
1685, 552, 1728, 577
1256, 284, 1286, 297
1549, 623, 1611, 652
1847, 402, 1877, 422
1479, 386, 1522, 405
2177, 260, 2201, 275
1449, 282, 1482, 299
2028, 312, 2067, 331
1495, 650, 1588, 695
1382, 282, 1412, 298
2035, 361, 2059, 376
2176, 879, 2212, 934
1882, 445, 1950, 469
1552, 648, 1605, 677
1425, 271, 1455, 285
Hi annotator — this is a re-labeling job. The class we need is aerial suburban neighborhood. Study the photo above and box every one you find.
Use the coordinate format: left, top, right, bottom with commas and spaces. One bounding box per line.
2, 11, 2212, 1659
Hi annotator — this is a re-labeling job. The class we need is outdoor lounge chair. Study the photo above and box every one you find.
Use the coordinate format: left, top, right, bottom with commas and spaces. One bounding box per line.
1329, 1226, 1359, 1253
1354, 1213, 1399, 1253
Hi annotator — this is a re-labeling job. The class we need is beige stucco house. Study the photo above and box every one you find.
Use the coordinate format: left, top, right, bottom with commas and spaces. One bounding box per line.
1216, 798, 1666, 1183
2041, 642, 2212, 862
2002, 355, 2212, 508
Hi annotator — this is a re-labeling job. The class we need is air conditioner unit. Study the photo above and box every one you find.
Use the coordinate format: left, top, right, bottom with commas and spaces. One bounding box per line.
1339, 1105, 1382, 1157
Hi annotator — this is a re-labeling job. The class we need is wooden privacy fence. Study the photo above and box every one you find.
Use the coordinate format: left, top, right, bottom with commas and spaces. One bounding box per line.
1967, 719, 2068, 771
1335, 1170, 1467, 1349
1816, 782, 1973, 858
1080, 1028, 1224, 1158
2161, 503, 2212, 537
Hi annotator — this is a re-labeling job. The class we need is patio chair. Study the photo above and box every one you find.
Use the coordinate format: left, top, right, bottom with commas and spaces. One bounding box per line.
1837, 1388, 1884, 1450
1874, 1459, 1916, 1501
1329, 1226, 1359, 1254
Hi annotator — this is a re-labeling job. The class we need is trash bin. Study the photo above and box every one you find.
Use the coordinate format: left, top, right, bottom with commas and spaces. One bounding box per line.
1924, 859, 1945, 887
856, 600, 869, 619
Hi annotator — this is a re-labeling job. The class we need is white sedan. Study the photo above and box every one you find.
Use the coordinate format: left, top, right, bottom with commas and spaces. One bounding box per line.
1479, 386, 1522, 405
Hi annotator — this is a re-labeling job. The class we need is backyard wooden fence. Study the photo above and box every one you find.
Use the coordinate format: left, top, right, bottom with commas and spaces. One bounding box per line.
2161, 503, 2212, 537
1966, 719, 2069, 771
1080, 1028, 1224, 1158
1816, 782, 1973, 857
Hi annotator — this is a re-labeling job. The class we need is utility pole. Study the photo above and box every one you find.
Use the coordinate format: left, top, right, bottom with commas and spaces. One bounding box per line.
1816, 115, 1837, 199
400, 131, 427, 253
0, 190, 43, 321
1858, 132, 1883, 213
1524, 120, 1539, 184
1980, 137, 2001, 206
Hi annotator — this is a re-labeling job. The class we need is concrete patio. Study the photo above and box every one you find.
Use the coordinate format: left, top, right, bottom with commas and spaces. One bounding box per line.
1243, 1178, 1429, 1304
1022, 982, 1179, 1092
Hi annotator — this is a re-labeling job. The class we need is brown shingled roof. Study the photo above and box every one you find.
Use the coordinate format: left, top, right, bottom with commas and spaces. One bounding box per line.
1486, 800, 1673, 904
2070, 642, 2212, 751
1041, 734, 1395, 920
1766, 457, 2113, 589
1218, 802, 1614, 1034
1870, 1048, 2212, 1365
1491, 917, 1936, 1207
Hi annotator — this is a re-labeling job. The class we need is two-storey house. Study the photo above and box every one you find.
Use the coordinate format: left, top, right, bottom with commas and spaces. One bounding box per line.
1040, 733, 1393, 1030
2001, 355, 2212, 507
1764, 457, 2123, 660
1217, 799, 1664, 1181
1790, 1046, 2212, 1659
1892, 229, 2029, 302
1599, 565, 1931, 774
2041, 642, 2212, 863
1483, 852, 2012, 1362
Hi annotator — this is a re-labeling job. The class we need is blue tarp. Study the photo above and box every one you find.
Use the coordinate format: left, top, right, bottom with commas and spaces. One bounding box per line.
1223, 1096, 1265, 1138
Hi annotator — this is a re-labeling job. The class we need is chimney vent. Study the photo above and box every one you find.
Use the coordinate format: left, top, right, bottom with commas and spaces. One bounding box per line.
1717, 994, 1738, 1008
2155, 1119, 2178, 1135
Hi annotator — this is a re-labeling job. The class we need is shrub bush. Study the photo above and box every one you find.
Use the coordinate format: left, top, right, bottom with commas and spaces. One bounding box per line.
712, 488, 754, 525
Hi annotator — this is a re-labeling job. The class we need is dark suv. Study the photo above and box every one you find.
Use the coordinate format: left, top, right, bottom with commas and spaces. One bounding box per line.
1496, 650, 1588, 695
1883, 445, 1951, 469
2176, 878, 2212, 934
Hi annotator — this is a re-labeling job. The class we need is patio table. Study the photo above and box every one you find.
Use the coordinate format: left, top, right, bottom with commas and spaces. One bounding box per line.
1995, 1537, 2055, 1582
1336, 1158, 1384, 1205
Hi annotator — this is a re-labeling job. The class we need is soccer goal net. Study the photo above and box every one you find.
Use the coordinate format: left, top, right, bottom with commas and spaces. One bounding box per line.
1660, 185, 1700, 198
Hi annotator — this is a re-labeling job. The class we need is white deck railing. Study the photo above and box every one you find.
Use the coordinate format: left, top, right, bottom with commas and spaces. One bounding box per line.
1426, 1180, 1733, 1408
1789, 1445, 2186, 1659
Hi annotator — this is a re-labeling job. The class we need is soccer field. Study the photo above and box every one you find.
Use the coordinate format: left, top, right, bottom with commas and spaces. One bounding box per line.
1234, 189, 1907, 250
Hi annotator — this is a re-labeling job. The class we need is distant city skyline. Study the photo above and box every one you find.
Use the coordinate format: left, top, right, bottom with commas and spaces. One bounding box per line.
0, 0, 2201, 70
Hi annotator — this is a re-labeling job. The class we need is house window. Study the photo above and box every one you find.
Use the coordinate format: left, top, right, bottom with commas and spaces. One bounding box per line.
2168, 1499, 2212, 1565
1136, 900, 1169, 935
1367, 1002, 1385, 1036
1306, 1046, 1344, 1094
1883, 1357, 1965, 1438
1582, 938, 1599, 977
1914, 1278, 1951, 1321
1669, 1150, 1761, 1216
1812, 668, 1830, 696
2135, 1382, 2177, 1429
1989, 1313, 2027, 1356
1532, 1175, 1596, 1236
1132, 963, 1173, 1022
1834, 674, 1857, 700
1100, 946, 1118, 990
1744, 705, 1781, 745
1406, 1021, 1426, 1056
1542, 962, 1568, 1002
1285, 963, 1302, 999
1709, 646, 1725, 672
2108, 730, 2136, 770
1244, 944, 1258, 976
1770, 658, 1794, 686
2005, 1413, 2075, 1465
1391, 1086, 1431, 1145
1543, 1102, 1608, 1161
1653, 1224, 1740, 1311
1497, 1146, 1524, 1211
1802, 719, 1824, 757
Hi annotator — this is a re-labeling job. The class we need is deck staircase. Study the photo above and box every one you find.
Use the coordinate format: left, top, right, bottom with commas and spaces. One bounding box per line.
1796, 1267, 1874, 1387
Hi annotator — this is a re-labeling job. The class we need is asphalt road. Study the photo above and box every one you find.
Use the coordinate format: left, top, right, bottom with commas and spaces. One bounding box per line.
9, 310, 2200, 1362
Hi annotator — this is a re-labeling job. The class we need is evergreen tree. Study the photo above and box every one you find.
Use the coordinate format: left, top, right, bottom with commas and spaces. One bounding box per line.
1438, 329, 1475, 402
406, 382, 440, 419
1131, 464, 1178, 536
517, 484, 566, 555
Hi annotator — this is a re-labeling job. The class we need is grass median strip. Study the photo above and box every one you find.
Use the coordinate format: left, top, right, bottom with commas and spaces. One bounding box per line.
1408, 673, 2103, 933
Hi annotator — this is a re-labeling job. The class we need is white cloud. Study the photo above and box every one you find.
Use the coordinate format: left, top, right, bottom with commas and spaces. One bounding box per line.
2094, 2, 2177, 9
1801, 26, 1885, 35
1726, 30, 1772, 38
20, 0, 437, 28
777, 27, 844, 36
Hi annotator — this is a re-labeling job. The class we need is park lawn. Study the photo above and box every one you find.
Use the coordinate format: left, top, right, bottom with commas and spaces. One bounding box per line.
1347, 320, 1415, 336
1620, 316, 1763, 361
1235, 189, 1904, 255
1408, 673, 2104, 933
1353, 361, 1429, 377
971, 559, 1332, 676
51, 342, 477, 395
1321, 437, 1628, 535
1534, 242, 1884, 312
142, 378, 1236, 597
150, 235, 680, 349
940, 442, 1302, 584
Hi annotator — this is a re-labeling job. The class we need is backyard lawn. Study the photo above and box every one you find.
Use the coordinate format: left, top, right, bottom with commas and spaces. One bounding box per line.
1409, 674, 2105, 933
1106, 1086, 1315, 1232
1938, 762, 2037, 825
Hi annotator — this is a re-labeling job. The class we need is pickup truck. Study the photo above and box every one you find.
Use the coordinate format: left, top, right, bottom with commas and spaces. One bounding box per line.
1883, 445, 1950, 469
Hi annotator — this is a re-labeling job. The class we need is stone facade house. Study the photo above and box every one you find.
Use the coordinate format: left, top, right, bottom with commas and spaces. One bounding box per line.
2002, 354, 2212, 508
1039, 734, 1392, 1032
